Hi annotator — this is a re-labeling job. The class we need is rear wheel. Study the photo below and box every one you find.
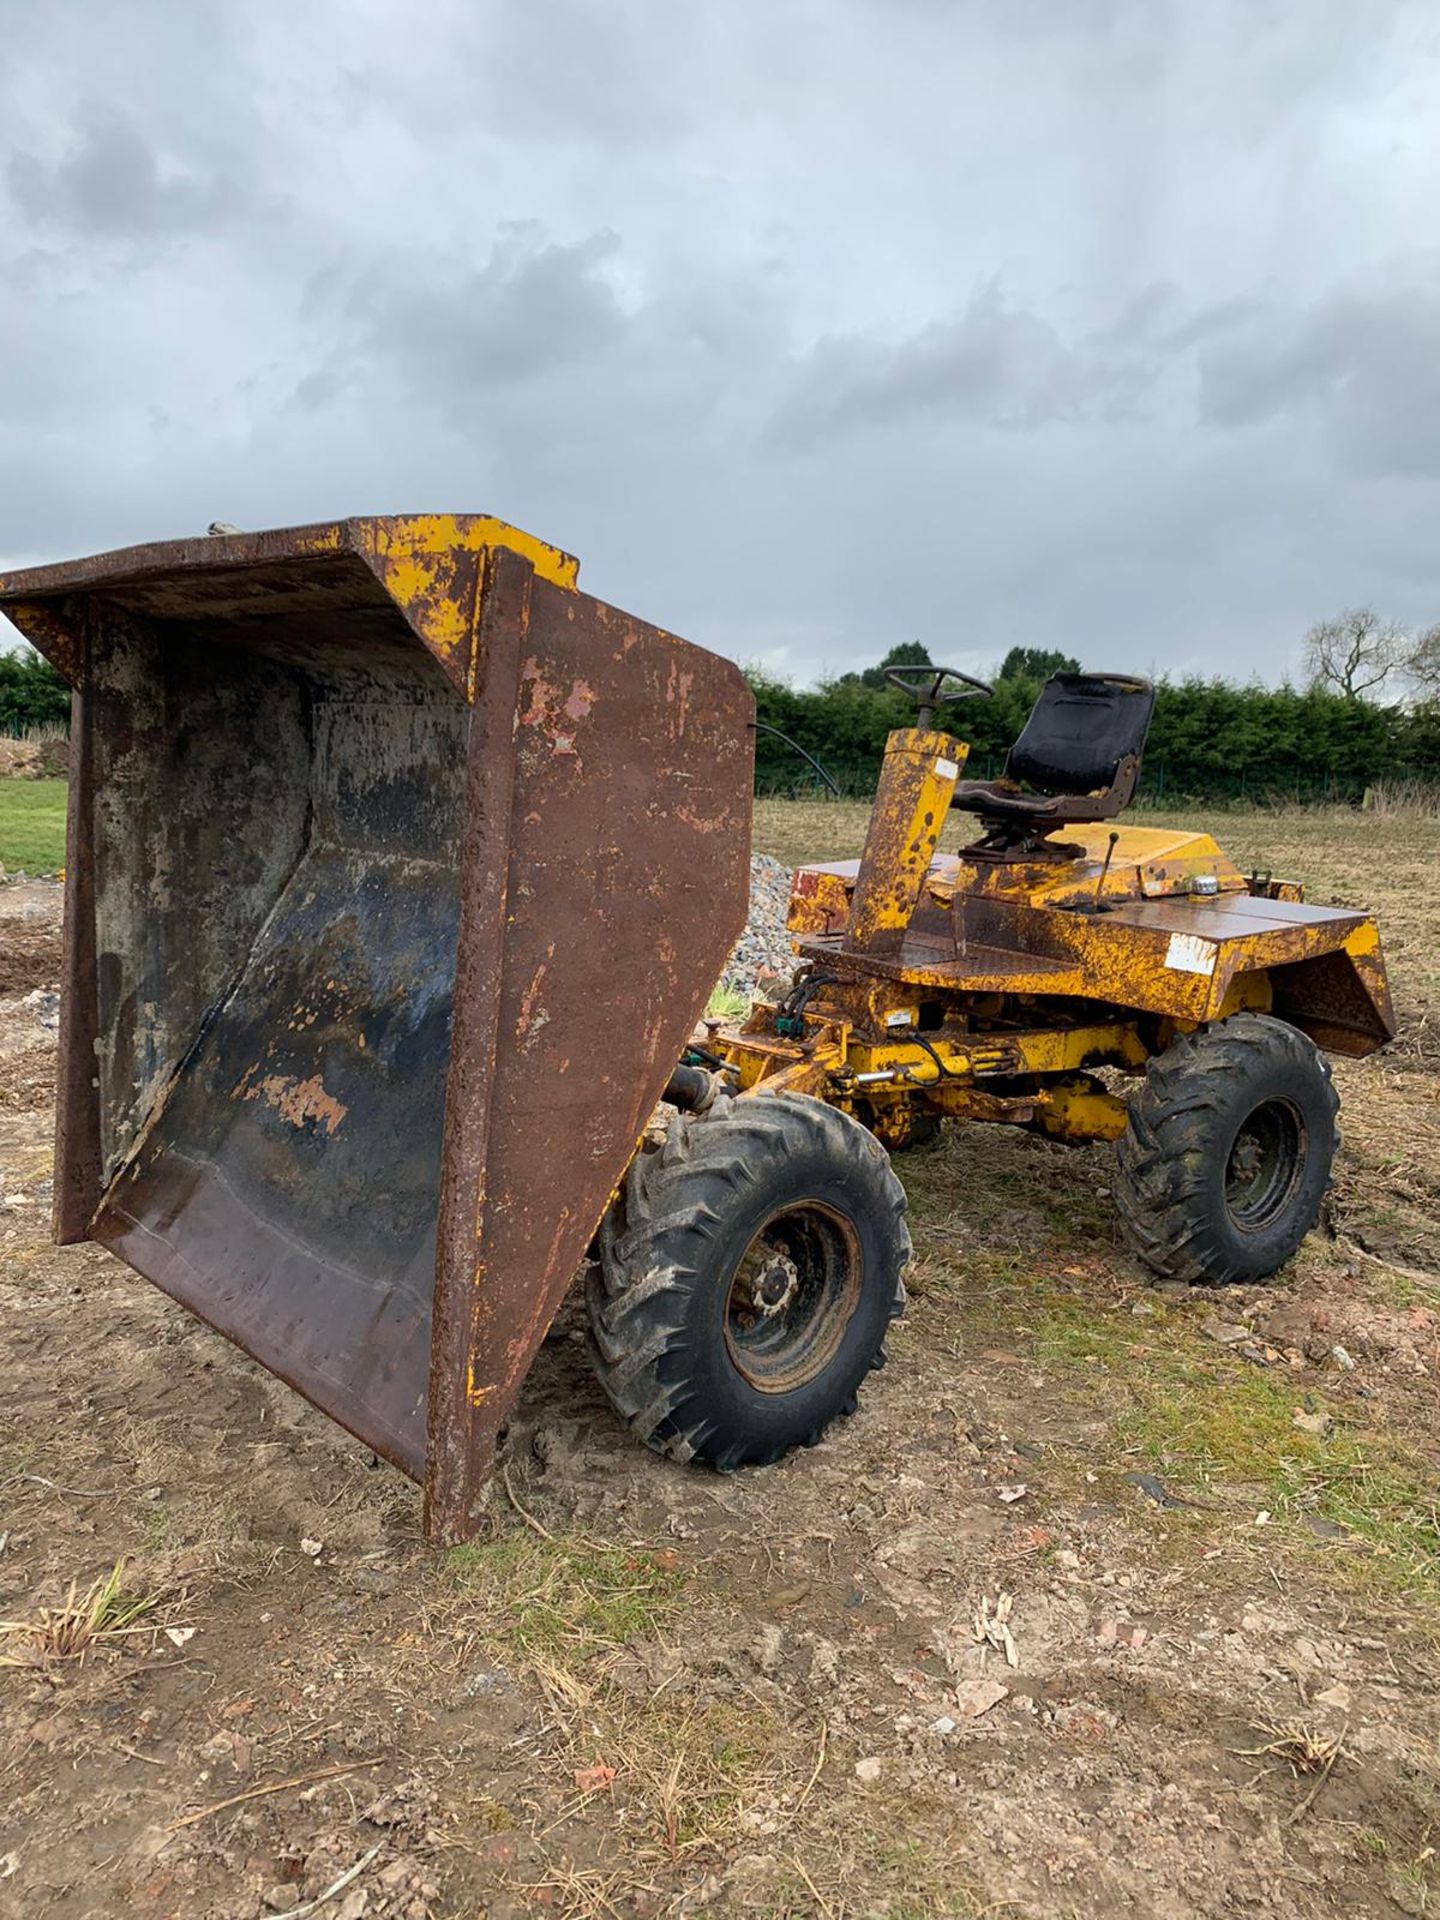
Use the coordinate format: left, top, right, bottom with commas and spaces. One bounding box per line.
1114, 1012, 1339, 1285
587, 1094, 909, 1468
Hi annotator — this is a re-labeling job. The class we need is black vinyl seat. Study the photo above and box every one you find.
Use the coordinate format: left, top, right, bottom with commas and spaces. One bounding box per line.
952, 672, 1155, 833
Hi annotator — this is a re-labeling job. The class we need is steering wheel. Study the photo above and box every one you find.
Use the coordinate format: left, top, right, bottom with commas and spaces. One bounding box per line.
884, 664, 994, 730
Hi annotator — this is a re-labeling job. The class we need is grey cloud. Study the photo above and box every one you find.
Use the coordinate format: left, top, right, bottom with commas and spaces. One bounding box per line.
1198, 279, 1440, 478
1198, 303, 1351, 428
362, 227, 625, 390
276, 227, 636, 429
335, 0, 709, 152
1157, 296, 1265, 354
306, 225, 792, 461
768, 283, 1161, 451
8, 103, 246, 238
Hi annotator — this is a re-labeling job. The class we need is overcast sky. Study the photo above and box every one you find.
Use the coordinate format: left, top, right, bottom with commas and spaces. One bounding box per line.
3, 0, 1439, 688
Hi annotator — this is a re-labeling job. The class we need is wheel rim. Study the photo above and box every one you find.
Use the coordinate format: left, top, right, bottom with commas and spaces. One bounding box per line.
723, 1202, 863, 1394
1225, 1097, 1307, 1231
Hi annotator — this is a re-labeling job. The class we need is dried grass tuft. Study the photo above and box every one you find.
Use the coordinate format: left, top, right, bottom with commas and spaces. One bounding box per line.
0, 1559, 175, 1666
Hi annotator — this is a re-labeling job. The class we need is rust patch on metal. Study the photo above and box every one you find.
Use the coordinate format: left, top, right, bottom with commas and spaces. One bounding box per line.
515, 946, 556, 1045
237, 1068, 349, 1137
0, 599, 87, 685
788, 866, 856, 937
52, 660, 102, 1242
516, 657, 599, 757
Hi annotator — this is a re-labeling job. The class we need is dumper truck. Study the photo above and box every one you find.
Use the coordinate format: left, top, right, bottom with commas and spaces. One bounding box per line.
1, 522, 1391, 1542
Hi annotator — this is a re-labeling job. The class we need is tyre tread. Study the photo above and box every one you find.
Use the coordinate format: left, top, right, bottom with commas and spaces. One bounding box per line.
587, 1094, 909, 1467
1114, 1012, 1339, 1285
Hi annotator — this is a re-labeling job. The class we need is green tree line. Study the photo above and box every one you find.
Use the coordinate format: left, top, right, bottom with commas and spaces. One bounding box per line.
0, 646, 70, 733
751, 644, 1440, 803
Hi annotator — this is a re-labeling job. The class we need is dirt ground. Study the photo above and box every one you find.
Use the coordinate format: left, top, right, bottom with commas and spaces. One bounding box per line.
3, 804, 1439, 1920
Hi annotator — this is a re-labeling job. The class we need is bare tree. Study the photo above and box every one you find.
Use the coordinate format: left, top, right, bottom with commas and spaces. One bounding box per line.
1409, 622, 1440, 699
1303, 609, 1409, 701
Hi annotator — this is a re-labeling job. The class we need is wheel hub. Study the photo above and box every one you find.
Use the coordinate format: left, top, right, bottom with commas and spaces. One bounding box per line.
734, 1243, 800, 1321
1225, 1097, 1307, 1230
1229, 1133, 1263, 1183
722, 1200, 866, 1396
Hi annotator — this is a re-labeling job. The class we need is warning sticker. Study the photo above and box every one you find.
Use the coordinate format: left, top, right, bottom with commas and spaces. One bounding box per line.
934, 757, 959, 780
1164, 932, 1217, 976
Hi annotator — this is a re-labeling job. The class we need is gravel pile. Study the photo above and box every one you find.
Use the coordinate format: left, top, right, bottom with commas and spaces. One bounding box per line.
719, 854, 797, 1000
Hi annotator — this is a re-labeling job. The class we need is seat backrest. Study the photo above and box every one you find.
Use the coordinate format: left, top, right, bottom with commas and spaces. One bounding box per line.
1006, 672, 1155, 796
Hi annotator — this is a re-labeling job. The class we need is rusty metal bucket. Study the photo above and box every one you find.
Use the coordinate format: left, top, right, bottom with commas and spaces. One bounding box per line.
0, 516, 754, 1539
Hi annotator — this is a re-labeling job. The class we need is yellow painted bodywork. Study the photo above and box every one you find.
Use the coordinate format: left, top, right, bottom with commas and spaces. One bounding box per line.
721, 799, 1392, 1147
1031, 1076, 1129, 1143
720, 1006, 1142, 1144
356, 513, 579, 700
728, 1016, 1144, 1092
356, 512, 578, 585
790, 824, 1245, 936
843, 728, 966, 954
721, 1006, 1136, 1136
923, 823, 1249, 914
780, 822, 1392, 1041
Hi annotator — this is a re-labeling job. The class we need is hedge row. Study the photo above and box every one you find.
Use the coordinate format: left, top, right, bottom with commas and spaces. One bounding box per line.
751, 668, 1440, 803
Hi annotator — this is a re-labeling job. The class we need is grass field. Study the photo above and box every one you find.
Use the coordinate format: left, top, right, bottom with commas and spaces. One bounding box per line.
0, 776, 66, 873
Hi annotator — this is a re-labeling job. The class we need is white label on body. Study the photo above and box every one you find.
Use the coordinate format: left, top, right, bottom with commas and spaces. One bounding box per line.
934, 757, 959, 780
1164, 932, 1217, 976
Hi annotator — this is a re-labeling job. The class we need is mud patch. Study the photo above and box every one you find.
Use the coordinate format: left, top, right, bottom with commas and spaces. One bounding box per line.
0, 924, 61, 996
0, 879, 63, 995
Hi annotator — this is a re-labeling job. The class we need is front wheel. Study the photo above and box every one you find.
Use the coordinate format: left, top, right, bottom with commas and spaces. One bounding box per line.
587, 1094, 909, 1469
1113, 1012, 1339, 1285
